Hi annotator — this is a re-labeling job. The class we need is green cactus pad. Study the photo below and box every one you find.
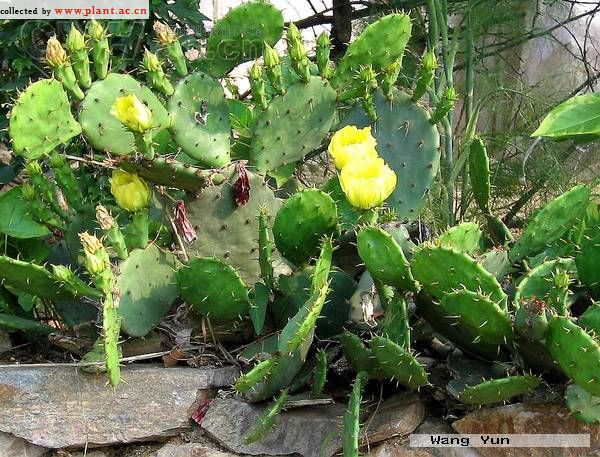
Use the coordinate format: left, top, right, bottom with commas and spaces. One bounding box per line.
273, 189, 338, 266
250, 77, 337, 173
245, 389, 288, 444
370, 336, 428, 389
437, 222, 482, 254
79, 73, 169, 156
9, 79, 81, 160
514, 258, 577, 311
579, 303, 600, 336
116, 245, 179, 337
185, 169, 282, 286
478, 248, 510, 281
0, 256, 73, 299
576, 231, 600, 299
178, 257, 249, 320
333, 14, 412, 89
440, 290, 513, 345
203, 1, 284, 77
357, 226, 418, 291
249, 281, 270, 335
509, 185, 590, 262
272, 268, 355, 337
339, 332, 385, 379
0, 313, 54, 335
546, 316, 600, 396
565, 384, 600, 425
411, 244, 507, 309
341, 89, 440, 220
448, 375, 541, 405
469, 138, 491, 213
168, 72, 231, 167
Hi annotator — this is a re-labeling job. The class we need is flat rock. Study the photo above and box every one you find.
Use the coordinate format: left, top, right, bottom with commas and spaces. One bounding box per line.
0, 364, 239, 449
0, 431, 48, 457
156, 443, 237, 457
362, 394, 425, 445
452, 403, 600, 457
201, 397, 345, 457
201, 394, 424, 457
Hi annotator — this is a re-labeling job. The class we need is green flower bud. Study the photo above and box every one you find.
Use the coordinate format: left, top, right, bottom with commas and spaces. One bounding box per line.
422, 50, 438, 72
316, 31, 330, 48
26, 161, 43, 176
66, 25, 86, 52
143, 48, 162, 72
553, 269, 571, 289
46, 36, 68, 68
359, 65, 377, 90
87, 19, 107, 41
263, 42, 280, 68
79, 232, 107, 276
21, 183, 36, 201
52, 264, 75, 283
286, 23, 302, 44
250, 61, 263, 81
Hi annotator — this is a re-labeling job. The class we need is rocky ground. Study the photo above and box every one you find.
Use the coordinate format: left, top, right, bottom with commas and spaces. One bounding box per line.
0, 360, 598, 457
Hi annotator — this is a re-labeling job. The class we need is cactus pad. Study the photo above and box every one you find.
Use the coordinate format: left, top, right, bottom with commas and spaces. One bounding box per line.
576, 231, 600, 299
339, 332, 386, 379
0, 256, 72, 299
203, 2, 284, 77
116, 245, 179, 337
468, 138, 491, 213
341, 89, 440, 220
333, 14, 412, 89
514, 258, 577, 311
370, 336, 428, 389
168, 72, 231, 167
448, 375, 541, 405
509, 185, 590, 262
185, 169, 282, 286
273, 189, 338, 266
437, 222, 482, 254
178, 257, 249, 320
440, 290, 513, 345
250, 77, 337, 173
546, 316, 600, 396
565, 384, 600, 425
9, 79, 81, 160
411, 244, 507, 309
79, 74, 169, 156
357, 226, 418, 291
579, 303, 600, 336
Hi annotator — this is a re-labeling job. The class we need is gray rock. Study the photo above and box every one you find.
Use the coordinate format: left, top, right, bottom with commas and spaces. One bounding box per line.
156, 443, 237, 457
202, 397, 345, 457
412, 418, 482, 457
201, 394, 425, 457
0, 431, 48, 457
0, 364, 239, 449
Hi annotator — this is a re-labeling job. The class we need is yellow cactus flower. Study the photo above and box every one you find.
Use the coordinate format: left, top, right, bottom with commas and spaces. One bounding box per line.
339, 157, 397, 209
328, 125, 378, 170
110, 94, 153, 133
46, 36, 68, 67
110, 169, 152, 212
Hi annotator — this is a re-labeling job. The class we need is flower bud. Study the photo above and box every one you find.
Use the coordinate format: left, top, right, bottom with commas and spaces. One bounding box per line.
110, 94, 153, 133
110, 169, 152, 212
46, 36, 68, 67
250, 61, 263, 81
66, 25, 86, 52
553, 270, 571, 289
52, 264, 75, 283
143, 48, 162, 72
79, 232, 107, 275
21, 183, 36, 201
96, 205, 116, 230
286, 23, 302, 44
153, 21, 177, 44
422, 50, 438, 72
26, 160, 43, 176
316, 31, 330, 48
87, 19, 107, 41
263, 42, 280, 68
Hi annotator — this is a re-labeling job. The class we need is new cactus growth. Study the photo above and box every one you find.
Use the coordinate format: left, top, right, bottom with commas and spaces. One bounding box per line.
448, 375, 542, 405
371, 336, 428, 389
245, 390, 289, 444
343, 371, 368, 457
412, 50, 437, 101
142, 49, 174, 96
565, 384, 600, 424
87, 20, 110, 79
65, 25, 92, 89
153, 21, 188, 77
46, 36, 84, 101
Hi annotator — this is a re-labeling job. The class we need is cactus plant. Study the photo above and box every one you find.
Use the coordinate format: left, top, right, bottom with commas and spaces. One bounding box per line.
565, 384, 600, 424
343, 371, 368, 457
448, 375, 542, 405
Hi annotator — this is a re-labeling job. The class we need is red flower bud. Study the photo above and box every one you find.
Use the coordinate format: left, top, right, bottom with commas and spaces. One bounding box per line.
174, 201, 197, 243
233, 162, 251, 206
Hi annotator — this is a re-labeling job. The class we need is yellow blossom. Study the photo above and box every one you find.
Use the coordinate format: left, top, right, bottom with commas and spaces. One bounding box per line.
339, 157, 397, 209
153, 21, 177, 44
110, 94, 153, 133
328, 125, 378, 170
110, 169, 152, 212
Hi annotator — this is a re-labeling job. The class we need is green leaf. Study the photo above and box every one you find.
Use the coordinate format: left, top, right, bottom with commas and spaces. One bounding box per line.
532, 93, 600, 140
0, 187, 50, 239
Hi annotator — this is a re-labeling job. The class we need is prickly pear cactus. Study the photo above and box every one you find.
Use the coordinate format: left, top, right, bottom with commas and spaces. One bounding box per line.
448, 375, 541, 405
250, 77, 337, 173
79, 74, 170, 156
370, 336, 428, 390
116, 245, 179, 337
436, 222, 482, 254
9, 79, 81, 160
565, 384, 600, 424
341, 89, 440, 220
168, 71, 231, 167
273, 189, 338, 266
178, 257, 249, 320
185, 168, 283, 285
